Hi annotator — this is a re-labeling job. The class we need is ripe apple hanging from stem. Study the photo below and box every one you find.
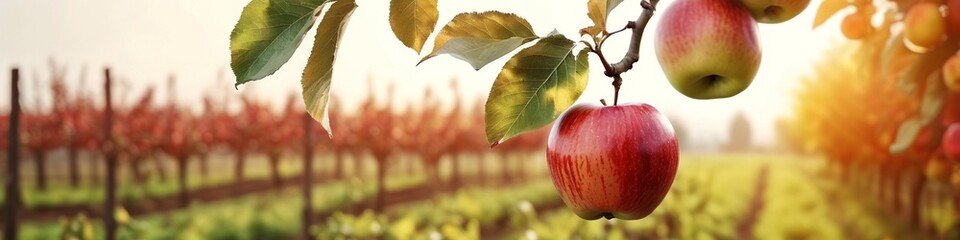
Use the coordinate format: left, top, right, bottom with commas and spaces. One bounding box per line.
546, 102, 679, 220
945, 123, 960, 162
654, 0, 762, 99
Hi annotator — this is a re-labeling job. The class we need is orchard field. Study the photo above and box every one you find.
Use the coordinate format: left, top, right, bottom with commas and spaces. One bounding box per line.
1, 67, 959, 239
5, 152, 954, 239
3, 72, 957, 239
4, 0, 960, 238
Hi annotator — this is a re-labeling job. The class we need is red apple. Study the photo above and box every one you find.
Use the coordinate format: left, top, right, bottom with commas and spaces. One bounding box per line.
947, 0, 960, 36
654, 0, 762, 99
546, 102, 679, 220
904, 3, 946, 49
944, 54, 960, 92
945, 123, 960, 162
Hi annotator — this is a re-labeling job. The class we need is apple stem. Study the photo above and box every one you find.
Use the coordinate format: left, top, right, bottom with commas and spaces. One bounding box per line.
607, 0, 660, 75
591, 48, 622, 106
613, 75, 622, 106
588, 0, 659, 107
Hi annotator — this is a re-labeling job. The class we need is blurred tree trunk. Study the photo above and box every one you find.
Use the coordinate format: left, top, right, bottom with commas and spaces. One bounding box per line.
405, 157, 417, 176
176, 156, 188, 207
500, 153, 511, 183
374, 155, 387, 213
908, 172, 925, 227
90, 153, 102, 185
839, 162, 850, 185
451, 155, 461, 188
955, 193, 960, 220
130, 155, 148, 183
877, 167, 886, 204
354, 153, 364, 178
302, 114, 315, 240
68, 144, 80, 188
268, 152, 281, 186
477, 155, 485, 185
103, 68, 118, 240
516, 154, 526, 181
151, 154, 168, 182
199, 153, 210, 181
424, 157, 440, 193
333, 152, 344, 179
32, 149, 47, 191
234, 150, 246, 183
4, 68, 22, 240
891, 168, 902, 213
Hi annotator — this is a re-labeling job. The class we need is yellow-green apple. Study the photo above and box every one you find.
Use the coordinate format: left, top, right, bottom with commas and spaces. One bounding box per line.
948, 0, 960, 36
546, 102, 679, 220
655, 0, 762, 99
737, 0, 811, 23
841, 12, 873, 40
904, 3, 946, 49
945, 123, 960, 162
926, 157, 952, 181
944, 54, 960, 92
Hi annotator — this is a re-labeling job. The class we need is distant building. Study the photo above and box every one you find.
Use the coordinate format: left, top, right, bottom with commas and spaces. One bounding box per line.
723, 112, 753, 152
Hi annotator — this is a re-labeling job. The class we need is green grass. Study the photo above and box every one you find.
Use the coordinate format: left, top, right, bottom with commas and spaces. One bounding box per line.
19, 172, 429, 240
15, 153, 959, 239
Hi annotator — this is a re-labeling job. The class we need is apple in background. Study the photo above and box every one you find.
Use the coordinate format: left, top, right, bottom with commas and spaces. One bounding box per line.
904, 3, 946, 49
947, 0, 960, 36
926, 157, 952, 181
944, 54, 960, 92
841, 12, 873, 40
945, 123, 960, 162
737, 0, 811, 23
546, 102, 679, 220
655, 0, 762, 99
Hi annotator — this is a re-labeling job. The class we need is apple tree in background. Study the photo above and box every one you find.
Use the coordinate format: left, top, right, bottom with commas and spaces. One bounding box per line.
783, 0, 960, 235
228, 0, 810, 220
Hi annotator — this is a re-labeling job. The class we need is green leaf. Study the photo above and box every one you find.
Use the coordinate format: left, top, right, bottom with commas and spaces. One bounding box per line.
389, 0, 439, 53
889, 118, 924, 154
230, 0, 330, 86
485, 34, 589, 146
812, 0, 847, 29
889, 70, 944, 154
419, 11, 538, 70
583, 0, 625, 36
301, 0, 358, 137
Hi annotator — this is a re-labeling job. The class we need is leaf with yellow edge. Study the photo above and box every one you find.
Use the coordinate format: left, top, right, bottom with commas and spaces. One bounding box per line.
230, 0, 331, 86
583, 0, 625, 36
812, 0, 848, 29
419, 11, 538, 70
889, 70, 944, 154
485, 33, 590, 146
389, 0, 439, 53
301, 0, 358, 137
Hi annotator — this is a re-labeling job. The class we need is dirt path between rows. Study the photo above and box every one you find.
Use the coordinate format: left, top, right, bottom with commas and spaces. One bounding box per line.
736, 165, 769, 240
10, 174, 332, 221
8, 173, 530, 222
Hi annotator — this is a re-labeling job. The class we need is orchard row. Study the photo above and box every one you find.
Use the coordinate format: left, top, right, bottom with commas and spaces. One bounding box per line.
783, 0, 960, 236
0, 68, 547, 196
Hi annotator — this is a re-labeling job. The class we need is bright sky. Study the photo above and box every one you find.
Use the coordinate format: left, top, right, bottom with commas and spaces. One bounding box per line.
0, 0, 847, 149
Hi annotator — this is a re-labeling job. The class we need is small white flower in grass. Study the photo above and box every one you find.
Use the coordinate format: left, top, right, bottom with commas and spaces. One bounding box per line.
525, 229, 538, 240
429, 230, 443, 240
518, 200, 533, 213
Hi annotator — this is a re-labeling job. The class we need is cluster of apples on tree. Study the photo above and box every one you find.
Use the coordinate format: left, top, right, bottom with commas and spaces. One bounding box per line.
228, 0, 810, 220
780, 0, 960, 230
818, 0, 960, 187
